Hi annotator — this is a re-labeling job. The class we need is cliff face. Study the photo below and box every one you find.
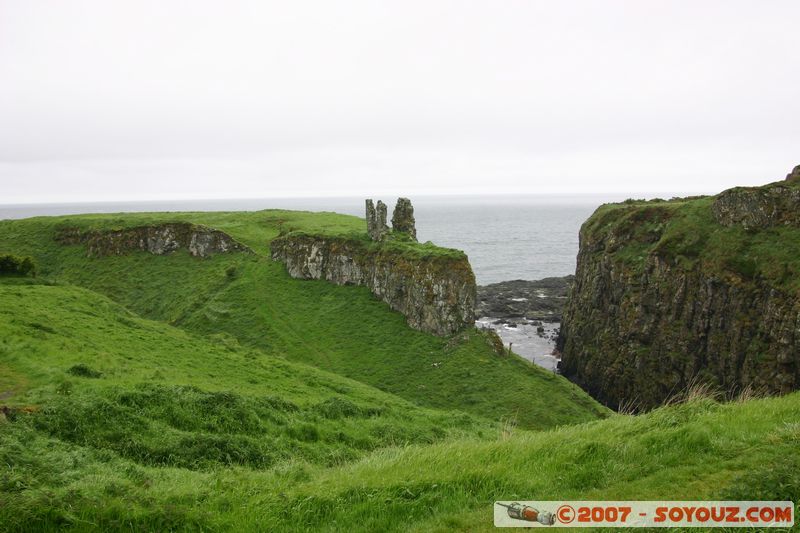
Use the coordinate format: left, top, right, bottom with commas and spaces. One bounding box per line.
57, 223, 252, 258
271, 234, 476, 336
557, 177, 800, 410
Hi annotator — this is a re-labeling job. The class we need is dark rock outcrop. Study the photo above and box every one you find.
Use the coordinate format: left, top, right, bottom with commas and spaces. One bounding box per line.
476, 276, 574, 321
786, 164, 800, 181
391, 198, 417, 241
271, 234, 476, 336
56, 223, 252, 258
557, 172, 800, 410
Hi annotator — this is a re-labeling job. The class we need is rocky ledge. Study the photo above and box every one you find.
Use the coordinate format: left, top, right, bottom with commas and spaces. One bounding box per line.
712, 179, 800, 230
272, 198, 475, 336
271, 234, 476, 336
56, 223, 252, 258
477, 276, 574, 322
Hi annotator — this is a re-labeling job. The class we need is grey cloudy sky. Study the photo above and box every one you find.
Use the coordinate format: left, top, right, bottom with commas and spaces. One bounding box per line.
1, 0, 799, 203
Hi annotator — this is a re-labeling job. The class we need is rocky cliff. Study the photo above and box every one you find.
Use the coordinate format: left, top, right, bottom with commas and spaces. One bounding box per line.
271, 233, 476, 336
557, 170, 800, 410
56, 223, 252, 258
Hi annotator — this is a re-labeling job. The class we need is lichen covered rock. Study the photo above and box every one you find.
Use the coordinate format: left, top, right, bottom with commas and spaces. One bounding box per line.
271, 234, 476, 336
56, 223, 252, 258
365, 199, 389, 241
391, 198, 417, 241
712, 181, 800, 229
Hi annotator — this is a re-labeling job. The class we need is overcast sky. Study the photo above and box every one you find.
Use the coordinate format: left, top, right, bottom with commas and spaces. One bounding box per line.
1, 1, 799, 203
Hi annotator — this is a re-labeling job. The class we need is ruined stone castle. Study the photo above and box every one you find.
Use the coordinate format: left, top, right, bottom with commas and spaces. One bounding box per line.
366, 198, 417, 241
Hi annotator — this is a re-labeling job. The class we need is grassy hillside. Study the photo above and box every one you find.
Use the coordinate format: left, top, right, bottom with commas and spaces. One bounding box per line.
0, 210, 606, 429
4, 310, 799, 532
0, 279, 492, 468
263, 393, 800, 532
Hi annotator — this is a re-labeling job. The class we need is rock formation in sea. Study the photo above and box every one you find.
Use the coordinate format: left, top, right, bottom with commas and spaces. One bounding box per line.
476, 276, 574, 322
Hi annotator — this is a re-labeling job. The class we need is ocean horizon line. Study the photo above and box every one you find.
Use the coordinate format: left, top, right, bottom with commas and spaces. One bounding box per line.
0, 190, 707, 209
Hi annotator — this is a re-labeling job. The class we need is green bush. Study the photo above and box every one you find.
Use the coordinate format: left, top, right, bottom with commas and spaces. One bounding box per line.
0, 254, 36, 277
67, 364, 103, 378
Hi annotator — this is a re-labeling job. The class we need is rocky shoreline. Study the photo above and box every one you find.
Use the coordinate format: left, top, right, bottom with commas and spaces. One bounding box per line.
476, 275, 573, 322
475, 275, 574, 370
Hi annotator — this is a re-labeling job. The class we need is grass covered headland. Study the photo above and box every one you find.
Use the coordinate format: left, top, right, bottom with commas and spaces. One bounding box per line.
1, 208, 798, 531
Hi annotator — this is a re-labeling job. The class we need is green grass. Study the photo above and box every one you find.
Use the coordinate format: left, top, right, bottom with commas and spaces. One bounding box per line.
4, 370, 799, 530
277, 230, 468, 261
0, 211, 606, 430
582, 194, 800, 294
1, 208, 798, 531
0, 280, 491, 471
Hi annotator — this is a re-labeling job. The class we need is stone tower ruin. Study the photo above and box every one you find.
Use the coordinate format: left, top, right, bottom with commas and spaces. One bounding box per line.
391, 198, 417, 241
366, 198, 418, 242
365, 199, 389, 241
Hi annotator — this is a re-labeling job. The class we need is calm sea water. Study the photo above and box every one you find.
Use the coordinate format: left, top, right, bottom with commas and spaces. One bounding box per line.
0, 194, 657, 284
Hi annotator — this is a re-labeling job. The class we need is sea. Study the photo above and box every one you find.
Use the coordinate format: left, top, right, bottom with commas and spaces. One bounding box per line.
0, 193, 674, 368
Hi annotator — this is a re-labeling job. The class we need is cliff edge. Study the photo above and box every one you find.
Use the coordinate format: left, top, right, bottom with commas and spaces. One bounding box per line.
557, 168, 800, 409
271, 199, 476, 336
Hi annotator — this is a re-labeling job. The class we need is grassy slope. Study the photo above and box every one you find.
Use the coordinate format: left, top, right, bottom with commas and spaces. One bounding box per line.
4, 319, 799, 532
0, 211, 606, 429
272, 394, 800, 532
0, 280, 492, 468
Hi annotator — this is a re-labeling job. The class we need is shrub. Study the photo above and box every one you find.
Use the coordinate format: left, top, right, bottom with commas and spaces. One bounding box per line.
0, 254, 36, 277
67, 364, 102, 378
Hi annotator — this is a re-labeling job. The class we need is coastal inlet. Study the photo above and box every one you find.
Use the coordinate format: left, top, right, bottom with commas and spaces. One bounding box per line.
475, 276, 572, 371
